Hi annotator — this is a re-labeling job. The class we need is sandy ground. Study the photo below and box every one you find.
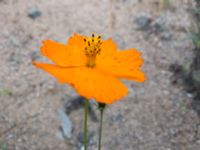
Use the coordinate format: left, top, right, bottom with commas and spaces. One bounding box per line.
0, 0, 200, 150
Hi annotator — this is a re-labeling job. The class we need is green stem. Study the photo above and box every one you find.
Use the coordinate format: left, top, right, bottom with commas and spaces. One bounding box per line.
84, 99, 89, 150
98, 103, 106, 150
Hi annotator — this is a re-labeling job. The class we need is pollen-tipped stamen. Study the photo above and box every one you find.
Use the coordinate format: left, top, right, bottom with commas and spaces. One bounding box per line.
84, 33, 102, 68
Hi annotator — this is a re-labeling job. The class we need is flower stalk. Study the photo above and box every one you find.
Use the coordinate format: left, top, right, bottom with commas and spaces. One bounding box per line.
98, 103, 106, 150
84, 99, 89, 150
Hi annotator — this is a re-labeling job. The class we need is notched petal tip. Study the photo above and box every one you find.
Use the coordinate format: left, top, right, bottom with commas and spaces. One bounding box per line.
142, 73, 148, 82
40, 40, 53, 54
72, 32, 84, 39
32, 61, 47, 69
72, 32, 79, 39
134, 71, 147, 82
41, 40, 54, 49
106, 38, 117, 46
107, 87, 128, 104
39, 40, 74, 66
67, 32, 85, 45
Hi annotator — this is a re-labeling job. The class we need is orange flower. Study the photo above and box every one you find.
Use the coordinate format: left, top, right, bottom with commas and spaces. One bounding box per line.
33, 33, 146, 104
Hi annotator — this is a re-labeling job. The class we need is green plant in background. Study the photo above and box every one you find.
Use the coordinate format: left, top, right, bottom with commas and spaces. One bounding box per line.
171, 0, 200, 110
194, 7, 200, 15
195, 0, 200, 17
163, 0, 170, 6
159, 0, 171, 9
192, 33, 200, 49
196, 0, 200, 5
0, 89, 12, 96
0, 144, 7, 150
191, 1, 200, 82
178, 100, 186, 112
192, 7, 200, 49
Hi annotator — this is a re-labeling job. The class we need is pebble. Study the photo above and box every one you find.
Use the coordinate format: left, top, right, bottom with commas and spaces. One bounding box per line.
77, 131, 94, 147
77, 132, 85, 145
57, 108, 73, 139
163, 90, 170, 96
64, 96, 98, 122
187, 93, 193, 98
134, 12, 152, 30
151, 22, 165, 34
161, 31, 172, 40
134, 12, 171, 41
80, 146, 84, 150
27, 8, 42, 19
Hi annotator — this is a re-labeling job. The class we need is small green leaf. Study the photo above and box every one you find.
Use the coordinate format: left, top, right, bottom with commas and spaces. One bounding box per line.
193, 71, 200, 82
0, 89, 12, 96
0, 144, 7, 150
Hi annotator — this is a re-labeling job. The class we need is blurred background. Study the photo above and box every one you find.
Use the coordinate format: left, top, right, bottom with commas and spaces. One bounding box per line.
0, 0, 200, 150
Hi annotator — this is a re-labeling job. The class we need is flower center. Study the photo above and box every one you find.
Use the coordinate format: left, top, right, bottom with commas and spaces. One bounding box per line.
84, 33, 102, 68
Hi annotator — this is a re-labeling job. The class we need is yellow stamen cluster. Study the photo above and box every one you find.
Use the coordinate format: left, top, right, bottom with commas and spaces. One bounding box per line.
84, 33, 102, 68
84, 33, 102, 57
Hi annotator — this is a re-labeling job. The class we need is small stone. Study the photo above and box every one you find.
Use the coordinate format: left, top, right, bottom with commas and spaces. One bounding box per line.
134, 13, 152, 30
27, 8, 42, 19
77, 131, 94, 145
80, 146, 84, 150
64, 96, 98, 122
161, 32, 172, 40
150, 17, 167, 34
187, 93, 193, 98
77, 132, 84, 145
58, 108, 73, 139
163, 90, 170, 96
197, 140, 200, 144
7, 134, 14, 139
64, 96, 85, 114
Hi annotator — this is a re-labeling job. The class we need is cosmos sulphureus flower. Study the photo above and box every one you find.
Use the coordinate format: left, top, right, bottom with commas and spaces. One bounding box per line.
33, 33, 146, 104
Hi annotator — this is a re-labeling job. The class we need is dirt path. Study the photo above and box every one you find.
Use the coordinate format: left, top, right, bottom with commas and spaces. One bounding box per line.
0, 0, 199, 150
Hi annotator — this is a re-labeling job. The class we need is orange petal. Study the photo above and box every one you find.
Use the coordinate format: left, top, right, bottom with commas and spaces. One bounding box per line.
41, 40, 69, 66
73, 68, 128, 104
97, 38, 117, 59
41, 33, 87, 67
33, 62, 128, 104
65, 33, 87, 66
97, 49, 146, 82
32, 62, 86, 84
